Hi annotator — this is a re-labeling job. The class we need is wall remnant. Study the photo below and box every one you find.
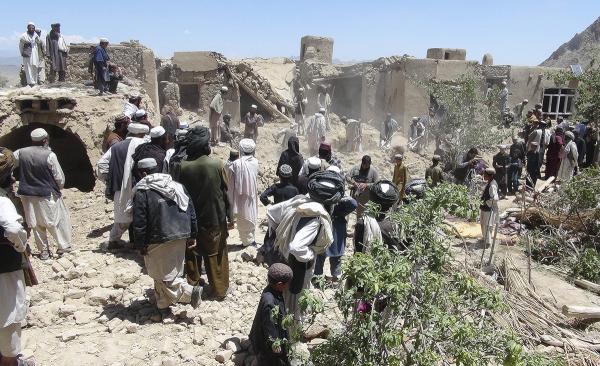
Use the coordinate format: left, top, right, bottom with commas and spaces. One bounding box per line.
300, 36, 334, 64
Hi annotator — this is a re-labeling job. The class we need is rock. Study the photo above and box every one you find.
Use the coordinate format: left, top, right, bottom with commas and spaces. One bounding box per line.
113, 270, 138, 288
51, 262, 64, 273
161, 358, 177, 366
58, 304, 77, 318
56, 257, 74, 271
215, 349, 234, 363
59, 329, 79, 342
86, 287, 120, 306
64, 267, 85, 280
303, 324, 330, 341
126, 323, 138, 334
74, 311, 96, 325
64, 289, 86, 300
106, 318, 123, 333
225, 340, 241, 353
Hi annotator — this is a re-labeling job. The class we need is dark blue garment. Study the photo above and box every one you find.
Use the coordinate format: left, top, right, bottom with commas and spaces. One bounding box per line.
325, 198, 357, 257
94, 46, 109, 63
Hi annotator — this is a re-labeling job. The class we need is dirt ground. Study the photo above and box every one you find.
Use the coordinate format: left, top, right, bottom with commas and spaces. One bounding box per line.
18, 117, 600, 366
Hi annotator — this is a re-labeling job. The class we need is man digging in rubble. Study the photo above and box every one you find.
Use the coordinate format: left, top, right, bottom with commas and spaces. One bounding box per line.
242, 104, 264, 141
130, 158, 202, 321
480, 168, 499, 248
227, 139, 259, 247
0, 149, 36, 366
97, 123, 149, 249
380, 113, 398, 149
14, 128, 73, 260
178, 127, 233, 300
343, 116, 362, 153
209, 86, 228, 146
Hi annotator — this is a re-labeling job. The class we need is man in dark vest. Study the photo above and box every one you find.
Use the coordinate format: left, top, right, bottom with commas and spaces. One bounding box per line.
480, 168, 499, 247
96, 123, 149, 249
14, 128, 72, 260
0, 148, 35, 365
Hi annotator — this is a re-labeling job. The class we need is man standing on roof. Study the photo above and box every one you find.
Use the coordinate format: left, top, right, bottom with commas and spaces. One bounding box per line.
46, 23, 69, 83
94, 38, 110, 95
19, 22, 40, 87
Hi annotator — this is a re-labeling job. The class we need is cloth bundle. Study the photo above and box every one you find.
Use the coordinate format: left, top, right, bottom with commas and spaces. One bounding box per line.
307, 170, 345, 206
185, 126, 210, 159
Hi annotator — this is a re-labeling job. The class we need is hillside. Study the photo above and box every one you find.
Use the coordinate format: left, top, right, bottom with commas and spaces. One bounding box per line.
541, 16, 600, 69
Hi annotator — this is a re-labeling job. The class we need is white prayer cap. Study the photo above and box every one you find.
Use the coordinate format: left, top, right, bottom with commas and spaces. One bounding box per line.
150, 126, 166, 138
394, 154, 404, 160
523, 99, 529, 103
30, 128, 48, 142
137, 158, 157, 169
128, 123, 149, 134
380, 183, 391, 193
134, 109, 147, 118
502, 81, 507, 86
412, 116, 419, 122
327, 165, 341, 174
99, 37, 109, 43
179, 121, 189, 129
307, 157, 321, 170
319, 107, 326, 113
279, 164, 293, 178
250, 104, 258, 109
221, 86, 228, 92
298, 87, 304, 92
498, 144, 508, 150
239, 138, 256, 154
565, 131, 575, 140
129, 91, 140, 98
27, 22, 35, 27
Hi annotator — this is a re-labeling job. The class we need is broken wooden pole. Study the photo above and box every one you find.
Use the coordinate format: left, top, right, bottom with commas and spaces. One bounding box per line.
574, 279, 600, 295
561, 305, 600, 319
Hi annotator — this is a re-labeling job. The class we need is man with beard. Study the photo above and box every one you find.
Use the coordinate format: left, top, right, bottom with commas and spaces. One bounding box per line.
45, 23, 69, 82
19, 22, 41, 86
94, 38, 110, 95
492, 145, 510, 199
347, 155, 379, 219
178, 127, 233, 300
102, 114, 129, 153
209, 87, 228, 146
242, 104, 264, 141
132, 126, 170, 182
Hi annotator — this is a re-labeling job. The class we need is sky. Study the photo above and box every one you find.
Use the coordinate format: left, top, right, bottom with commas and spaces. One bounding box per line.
0, 0, 599, 66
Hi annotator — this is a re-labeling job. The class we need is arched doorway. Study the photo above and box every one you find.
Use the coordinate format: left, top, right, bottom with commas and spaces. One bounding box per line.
0, 123, 95, 192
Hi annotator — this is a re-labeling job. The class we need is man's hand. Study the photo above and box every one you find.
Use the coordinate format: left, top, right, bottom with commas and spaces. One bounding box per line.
186, 239, 196, 249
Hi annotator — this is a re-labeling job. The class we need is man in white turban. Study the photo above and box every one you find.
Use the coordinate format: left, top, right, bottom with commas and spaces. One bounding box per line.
14, 128, 73, 259
227, 138, 259, 246
209, 86, 228, 146
96, 123, 149, 249
19, 22, 41, 86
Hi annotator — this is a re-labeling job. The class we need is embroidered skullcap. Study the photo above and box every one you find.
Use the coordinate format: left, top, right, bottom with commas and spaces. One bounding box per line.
150, 126, 166, 138
115, 113, 129, 123
279, 164, 293, 178
268, 263, 293, 284
134, 109, 147, 118
220, 86, 228, 92
307, 157, 321, 170
127, 123, 149, 134
239, 138, 256, 154
565, 131, 574, 140
137, 158, 157, 169
30, 128, 48, 142
484, 167, 496, 175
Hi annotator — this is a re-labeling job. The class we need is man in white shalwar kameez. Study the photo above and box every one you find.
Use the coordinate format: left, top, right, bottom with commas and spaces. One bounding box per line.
14, 128, 72, 260
0, 148, 35, 366
228, 139, 259, 247
558, 131, 578, 183
19, 23, 41, 86
306, 109, 327, 156
480, 168, 499, 247
96, 123, 149, 248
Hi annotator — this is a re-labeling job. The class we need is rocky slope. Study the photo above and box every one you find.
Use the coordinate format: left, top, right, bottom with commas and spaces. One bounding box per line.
541, 16, 600, 69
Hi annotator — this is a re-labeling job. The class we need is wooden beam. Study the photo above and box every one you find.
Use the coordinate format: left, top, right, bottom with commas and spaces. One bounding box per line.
574, 278, 600, 295
562, 304, 600, 319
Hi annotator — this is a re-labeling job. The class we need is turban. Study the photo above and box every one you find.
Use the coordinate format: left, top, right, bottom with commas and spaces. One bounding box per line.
412, 117, 419, 122
369, 180, 399, 208
27, 22, 35, 27
31, 128, 48, 142
115, 114, 129, 123
186, 126, 210, 159
268, 263, 293, 284
99, 37, 109, 43
484, 168, 496, 175
0, 147, 15, 183
250, 104, 257, 109
137, 158, 157, 169
128, 123, 149, 134
565, 131, 574, 140
221, 86, 228, 92
319, 107, 326, 113
134, 109, 147, 119
150, 126, 166, 138
307, 157, 321, 170
179, 121, 189, 129
239, 138, 256, 154
279, 164, 293, 178
307, 170, 345, 206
